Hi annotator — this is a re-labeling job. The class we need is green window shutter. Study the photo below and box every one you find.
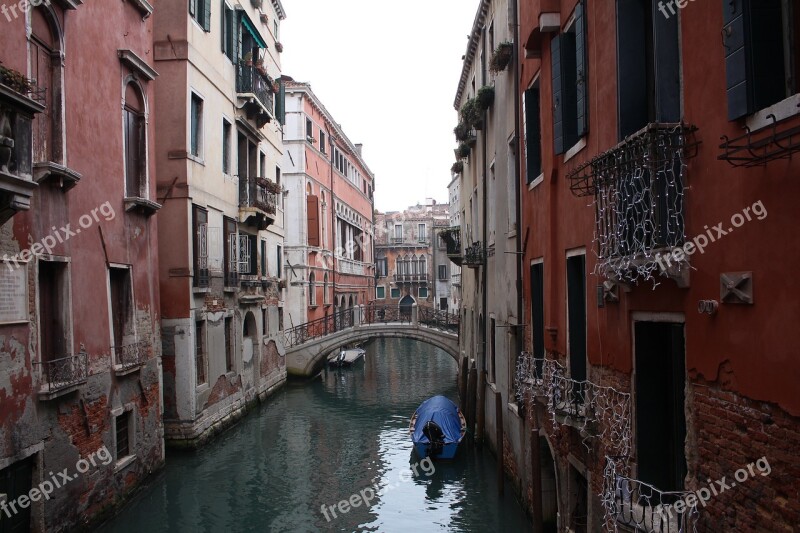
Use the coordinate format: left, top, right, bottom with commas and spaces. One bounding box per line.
203, 0, 211, 32
574, 0, 588, 137
277, 78, 286, 125
722, 0, 752, 120
551, 34, 565, 154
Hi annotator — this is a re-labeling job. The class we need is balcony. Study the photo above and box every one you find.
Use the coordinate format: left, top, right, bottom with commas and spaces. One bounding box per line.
338, 257, 366, 276
440, 227, 462, 266
236, 63, 275, 127
0, 71, 45, 225
393, 273, 429, 284
566, 123, 698, 286
239, 176, 278, 230
451, 272, 461, 286
114, 341, 150, 375
463, 241, 485, 268
36, 352, 88, 399
603, 456, 698, 533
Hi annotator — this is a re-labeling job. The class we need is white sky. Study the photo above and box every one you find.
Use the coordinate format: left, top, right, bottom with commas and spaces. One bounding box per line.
280, 0, 478, 212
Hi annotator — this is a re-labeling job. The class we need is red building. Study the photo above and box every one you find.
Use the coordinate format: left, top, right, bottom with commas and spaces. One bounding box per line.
514, 0, 800, 530
0, 0, 163, 530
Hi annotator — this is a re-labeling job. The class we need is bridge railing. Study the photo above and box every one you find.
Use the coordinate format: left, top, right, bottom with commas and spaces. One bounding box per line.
363, 304, 411, 325
418, 305, 459, 333
284, 308, 355, 349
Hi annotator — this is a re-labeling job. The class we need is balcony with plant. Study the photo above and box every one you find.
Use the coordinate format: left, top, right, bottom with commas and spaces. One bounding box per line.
489, 41, 514, 73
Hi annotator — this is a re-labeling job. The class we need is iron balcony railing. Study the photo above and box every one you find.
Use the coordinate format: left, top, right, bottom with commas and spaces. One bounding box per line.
115, 341, 149, 370
603, 456, 698, 533
393, 273, 429, 283
364, 304, 412, 325
418, 306, 459, 333
239, 176, 278, 215
236, 63, 274, 114
36, 352, 88, 392
463, 241, 485, 267
284, 307, 354, 349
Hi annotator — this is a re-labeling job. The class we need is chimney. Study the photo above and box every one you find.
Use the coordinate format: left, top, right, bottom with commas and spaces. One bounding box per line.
355, 143, 363, 157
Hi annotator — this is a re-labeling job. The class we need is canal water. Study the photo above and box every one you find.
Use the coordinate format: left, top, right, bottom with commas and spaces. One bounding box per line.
100, 338, 532, 532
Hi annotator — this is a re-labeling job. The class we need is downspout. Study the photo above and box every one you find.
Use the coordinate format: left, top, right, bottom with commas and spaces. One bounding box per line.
330, 134, 337, 315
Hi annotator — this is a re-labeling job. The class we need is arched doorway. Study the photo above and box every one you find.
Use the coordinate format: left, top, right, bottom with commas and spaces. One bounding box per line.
399, 294, 415, 322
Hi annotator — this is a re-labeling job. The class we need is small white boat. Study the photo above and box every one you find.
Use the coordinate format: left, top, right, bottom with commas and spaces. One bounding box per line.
328, 348, 366, 368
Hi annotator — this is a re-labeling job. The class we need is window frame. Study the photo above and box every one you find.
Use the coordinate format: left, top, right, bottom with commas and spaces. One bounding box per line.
190, 91, 204, 160
376, 286, 386, 299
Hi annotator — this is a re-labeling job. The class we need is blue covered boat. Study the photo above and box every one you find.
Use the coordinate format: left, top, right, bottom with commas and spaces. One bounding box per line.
409, 396, 467, 459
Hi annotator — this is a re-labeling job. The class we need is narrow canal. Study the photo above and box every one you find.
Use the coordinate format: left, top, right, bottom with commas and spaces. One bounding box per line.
100, 338, 532, 532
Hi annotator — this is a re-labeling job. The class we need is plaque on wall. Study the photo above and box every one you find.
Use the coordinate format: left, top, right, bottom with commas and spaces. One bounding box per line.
0, 263, 28, 323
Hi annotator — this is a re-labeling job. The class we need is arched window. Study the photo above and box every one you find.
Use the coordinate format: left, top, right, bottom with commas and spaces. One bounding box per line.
309, 272, 316, 306
30, 5, 62, 164
418, 255, 427, 278
323, 272, 329, 304
124, 82, 146, 198
411, 254, 418, 275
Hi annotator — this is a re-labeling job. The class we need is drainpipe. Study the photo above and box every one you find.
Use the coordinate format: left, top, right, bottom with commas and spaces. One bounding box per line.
330, 134, 337, 318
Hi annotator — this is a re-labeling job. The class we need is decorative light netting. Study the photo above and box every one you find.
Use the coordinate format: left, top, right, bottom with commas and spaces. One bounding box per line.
566, 123, 699, 285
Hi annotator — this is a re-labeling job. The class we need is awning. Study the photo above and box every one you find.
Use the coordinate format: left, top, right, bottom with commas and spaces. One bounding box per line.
240, 12, 267, 49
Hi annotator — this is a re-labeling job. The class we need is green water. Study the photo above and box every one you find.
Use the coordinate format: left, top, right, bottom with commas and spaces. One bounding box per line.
100, 338, 532, 532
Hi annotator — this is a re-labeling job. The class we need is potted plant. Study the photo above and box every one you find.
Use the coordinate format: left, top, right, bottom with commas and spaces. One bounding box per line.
451, 161, 464, 174
0, 64, 32, 95
490, 42, 514, 73
460, 98, 482, 130
455, 143, 471, 159
275, 42, 284, 53
477, 85, 495, 110
454, 123, 470, 142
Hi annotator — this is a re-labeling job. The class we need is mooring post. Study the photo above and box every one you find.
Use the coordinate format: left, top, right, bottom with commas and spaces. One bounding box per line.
459, 356, 468, 414
495, 391, 504, 496
411, 303, 419, 327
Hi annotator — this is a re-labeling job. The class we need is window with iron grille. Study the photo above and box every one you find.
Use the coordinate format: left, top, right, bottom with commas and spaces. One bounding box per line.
115, 412, 130, 459
109, 266, 134, 362
224, 217, 237, 285
193, 206, 209, 287
438, 265, 448, 281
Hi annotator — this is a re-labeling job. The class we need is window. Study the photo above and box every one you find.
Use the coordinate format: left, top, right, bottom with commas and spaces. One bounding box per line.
418, 223, 427, 242
440, 297, 448, 310
109, 266, 134, 359
418, 287, 429, 298
309, 273, 317, 306
274, 20, 280, 40
192, 205, 208, 287
524, 81, 542, 183
307, 195, 321, 247
277, 245, 283, 278
260, 239, 267, 276
390, 287, 401, 299
224, 217, 237, 286
260, 152, 266, 179
394, 224, 403, 242
376, 257, 388, 277
195, 321, 206, 385
616, 0, 680, 138
0, 457, 34, 531
376, 286, 386, 299
30, 5, 61, 165
417, 255, 427, 278
723, 0, 800, 119
566, 254, 587, 395
124, 83, 146, 198
239, 234, 257, 275
489, 318, 496, 383
222, 119, 232, 174
306, 117, 313, 140
190, 93, 204, 158
323, 272, 330, 304
320, 131, 326, 154
38, 260, 69, 364
530, 262, 545, 377
551, 1, 588, 153
438, 265, 448, 280
115, 412, 131, 459
190, 0, 211, 31
224, 316, 234, 372
221, 2, 234, 59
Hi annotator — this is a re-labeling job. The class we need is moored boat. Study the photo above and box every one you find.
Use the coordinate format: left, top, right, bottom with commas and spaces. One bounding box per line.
409, 395, 467, 459
328, 347, 366, 368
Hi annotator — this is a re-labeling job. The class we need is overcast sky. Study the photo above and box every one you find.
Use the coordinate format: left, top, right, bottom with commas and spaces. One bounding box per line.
280, 0, 477, 213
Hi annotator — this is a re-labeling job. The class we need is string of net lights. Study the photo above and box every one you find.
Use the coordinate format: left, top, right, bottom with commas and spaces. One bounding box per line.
602, 456, 699, 533
567, 123, 698, 286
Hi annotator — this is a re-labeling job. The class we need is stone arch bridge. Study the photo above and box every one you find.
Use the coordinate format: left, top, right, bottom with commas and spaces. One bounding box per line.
284, 305, 460, 377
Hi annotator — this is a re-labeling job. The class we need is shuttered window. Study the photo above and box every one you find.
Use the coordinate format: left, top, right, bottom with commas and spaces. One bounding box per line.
616, 0, 680, 138
550, 2, 586, 155
221, 2, 235, 59
190, 0, 211, 31
307, 194, 321, 247
524, 83, 542, 183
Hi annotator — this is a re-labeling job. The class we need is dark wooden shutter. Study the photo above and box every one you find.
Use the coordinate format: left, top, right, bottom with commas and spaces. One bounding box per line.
531, 263, 545, 378
575, 0, 588, 137
307, 195, 320, 247
653, 3, 681, 122
276, 78, 286, 125
722, 0, 752, 120
616, 0, 649, 138
551, 34, 565, 154
202, 0, 212, 31
525, 87, 542, 182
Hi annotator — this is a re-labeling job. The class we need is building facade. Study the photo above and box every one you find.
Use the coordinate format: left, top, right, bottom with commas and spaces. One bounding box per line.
446, 175, 462, 313
154, 0, 288, 448
281, 81, 375, 330
374, 201, 450, 311
0, 0, 164, 530
452, 0, 800, 531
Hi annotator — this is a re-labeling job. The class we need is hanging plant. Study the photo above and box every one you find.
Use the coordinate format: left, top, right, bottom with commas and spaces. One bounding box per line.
451, 161, 464, 174
275, 42, 284, 53
454, 123, 470, 142
489, 41, 514, 73
264, 179, 283, 194
455, 143, 471, 159
460, 98, 482, 130
0, 64, 33, 94
476, 85, 495, 110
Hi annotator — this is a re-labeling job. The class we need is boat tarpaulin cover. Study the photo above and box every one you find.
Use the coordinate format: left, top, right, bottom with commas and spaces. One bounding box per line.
413, 396, 462, 444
